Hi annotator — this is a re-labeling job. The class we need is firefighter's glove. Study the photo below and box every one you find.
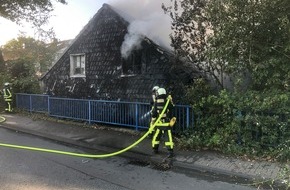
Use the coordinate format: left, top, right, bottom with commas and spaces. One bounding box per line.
167, 95, 175, 105
169, 117, 176, 127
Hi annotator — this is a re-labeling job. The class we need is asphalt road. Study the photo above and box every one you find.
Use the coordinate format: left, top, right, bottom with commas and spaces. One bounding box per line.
0, 128, 257, 190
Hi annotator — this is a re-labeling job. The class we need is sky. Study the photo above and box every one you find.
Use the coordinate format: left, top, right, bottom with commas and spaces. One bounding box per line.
0, 0, 172, 49
0, 0, 106, 45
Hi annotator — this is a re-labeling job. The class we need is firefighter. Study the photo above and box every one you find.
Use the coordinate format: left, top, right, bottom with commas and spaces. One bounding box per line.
151, 87, 175, 158
3, 83, 13, 112
151, 86, 159, 104
148, 86, 159, 138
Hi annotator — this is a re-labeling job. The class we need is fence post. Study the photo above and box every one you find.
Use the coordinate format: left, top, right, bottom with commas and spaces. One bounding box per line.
236, 110, 243, 145
88, 100, 91, 124
47, 96, 50, 116
135, 103, 139, 131
29, 95, 32, 112
186, 106, 190, 129
16, 94, 18, 108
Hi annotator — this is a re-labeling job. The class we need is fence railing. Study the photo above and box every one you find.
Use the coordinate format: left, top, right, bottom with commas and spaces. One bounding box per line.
16, 93, 194, 132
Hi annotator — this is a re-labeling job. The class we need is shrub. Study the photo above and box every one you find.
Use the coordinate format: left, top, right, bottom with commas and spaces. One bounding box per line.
181, 88, 290, 161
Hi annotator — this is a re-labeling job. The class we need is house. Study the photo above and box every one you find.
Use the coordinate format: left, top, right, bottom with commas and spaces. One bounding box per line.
40, 3, 202, 103
52, 39, 73, 65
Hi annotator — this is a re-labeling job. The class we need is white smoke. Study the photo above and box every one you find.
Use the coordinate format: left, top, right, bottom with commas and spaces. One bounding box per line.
121, 25, 143, 59
108, 0, 172, 58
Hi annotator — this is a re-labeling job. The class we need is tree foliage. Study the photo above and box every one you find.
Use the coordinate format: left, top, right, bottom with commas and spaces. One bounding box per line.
1, 36, 68, 94
2, 36, 60, 74
0, 0, 66, 27
163, 0, 225, 89
165, 0, 290, 160
0, 0, 67, 41
207, 0, 290, 91
163, 0, 290, 91
182, 89, 290, 162
5, 58, 41, 93
0, 49, 4, 69
0, 49, 7, 91
3, 41, 49, 93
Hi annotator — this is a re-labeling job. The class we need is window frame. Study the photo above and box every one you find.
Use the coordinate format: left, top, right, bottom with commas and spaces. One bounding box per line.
70, 53, 86, 78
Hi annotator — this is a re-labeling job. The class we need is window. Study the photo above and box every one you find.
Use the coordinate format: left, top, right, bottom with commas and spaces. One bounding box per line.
122, 50, 142, 76
70, 54, 85, 77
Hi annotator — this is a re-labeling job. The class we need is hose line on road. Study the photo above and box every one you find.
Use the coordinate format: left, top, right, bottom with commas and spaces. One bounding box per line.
0, 116, 5, 123
0, 97, 171, 158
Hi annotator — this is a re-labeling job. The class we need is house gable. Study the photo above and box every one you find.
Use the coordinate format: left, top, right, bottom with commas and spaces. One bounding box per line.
41, 3, 200, 103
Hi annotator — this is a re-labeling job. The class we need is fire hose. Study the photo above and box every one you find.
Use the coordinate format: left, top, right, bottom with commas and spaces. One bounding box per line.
0, 97, 174, 158
0, 116, 5, 123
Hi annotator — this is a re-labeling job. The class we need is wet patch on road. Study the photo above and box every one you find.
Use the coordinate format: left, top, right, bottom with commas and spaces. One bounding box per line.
127, 159, 150, 167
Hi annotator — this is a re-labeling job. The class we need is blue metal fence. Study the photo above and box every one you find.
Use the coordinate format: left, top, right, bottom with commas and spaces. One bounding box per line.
16, 93, 194, 132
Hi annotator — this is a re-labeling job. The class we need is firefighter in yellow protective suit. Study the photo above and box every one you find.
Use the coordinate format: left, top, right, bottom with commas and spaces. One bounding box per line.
3, 83, 13, 112
150, 87, 175, 158
148, 86, 159, 138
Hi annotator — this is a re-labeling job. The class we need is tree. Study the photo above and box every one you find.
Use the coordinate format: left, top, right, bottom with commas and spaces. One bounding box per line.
163, 0, 290, 91
1, 0, 67, 41
162, 0, 225, 89
5, 58, 41, 93
0, 48, 4, 69
207, 0, 290, 91
0, 0, 66, 27
2, 36, 60, 74
1, 36, 68, 94
0, 49, 7, 89
164, 0, 290, 158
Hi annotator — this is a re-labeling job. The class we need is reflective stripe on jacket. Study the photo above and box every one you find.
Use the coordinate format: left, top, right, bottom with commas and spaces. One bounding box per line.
3, 88, 12, 99
151, 94, 174, 123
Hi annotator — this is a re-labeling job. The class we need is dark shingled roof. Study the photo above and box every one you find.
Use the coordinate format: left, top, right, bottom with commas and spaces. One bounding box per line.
40, 3, 202, 103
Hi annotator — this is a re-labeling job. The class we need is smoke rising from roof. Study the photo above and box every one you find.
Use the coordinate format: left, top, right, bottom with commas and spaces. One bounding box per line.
109, 0, 172, 58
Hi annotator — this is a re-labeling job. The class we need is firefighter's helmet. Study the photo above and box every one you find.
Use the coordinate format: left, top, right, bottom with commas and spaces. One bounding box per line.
152, 86, 159, 93
157, 88, 166, 96
4, 82, 10, 87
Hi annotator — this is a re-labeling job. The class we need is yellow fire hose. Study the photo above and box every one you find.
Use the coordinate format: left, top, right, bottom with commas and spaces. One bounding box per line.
0, 97, 172, 158
0, 116, 5, 123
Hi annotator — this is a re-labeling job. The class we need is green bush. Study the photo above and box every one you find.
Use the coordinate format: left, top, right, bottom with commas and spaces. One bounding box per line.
180, 88, 290, 161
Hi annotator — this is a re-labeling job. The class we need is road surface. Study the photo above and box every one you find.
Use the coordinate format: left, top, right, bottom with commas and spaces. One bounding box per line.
0, 128, 256, 190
